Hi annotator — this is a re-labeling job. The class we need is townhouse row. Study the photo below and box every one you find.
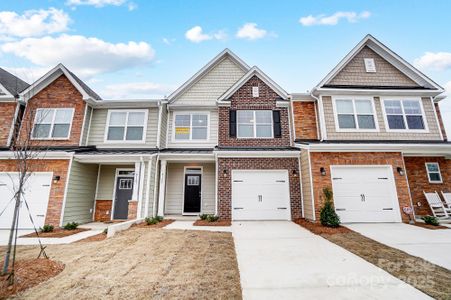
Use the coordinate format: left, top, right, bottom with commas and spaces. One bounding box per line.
0, 34, 449, 229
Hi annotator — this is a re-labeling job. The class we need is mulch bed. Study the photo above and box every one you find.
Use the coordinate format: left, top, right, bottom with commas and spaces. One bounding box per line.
0, 258, 64, 299
193, 220, 231, 227
76, 233, 107, 243
412, 223, 449, 230
293, 218, 350, 235
133, 219, 175, 229
21, 228, 89, 238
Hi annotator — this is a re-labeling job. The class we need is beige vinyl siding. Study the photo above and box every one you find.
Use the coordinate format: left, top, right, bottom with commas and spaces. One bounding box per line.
80, 106, 92, 146
300, 150, 314, 220
159, 104, 168, 148
145, 157, 158, 217
322, 96, 442, 140
87, 108, 159, 147
96, 165, 134, 200
167, 109, 218, 148
63, 161, 98, 224
173, 56, 246, 106
165, 163, 215, 215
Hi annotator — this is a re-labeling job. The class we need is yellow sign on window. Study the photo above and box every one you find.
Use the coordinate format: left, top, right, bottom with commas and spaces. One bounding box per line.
175, 127, 190, 134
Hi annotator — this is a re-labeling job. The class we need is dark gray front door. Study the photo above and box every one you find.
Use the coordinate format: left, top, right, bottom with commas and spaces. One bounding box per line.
113, 176, 134, 219
184, 174, 201, 213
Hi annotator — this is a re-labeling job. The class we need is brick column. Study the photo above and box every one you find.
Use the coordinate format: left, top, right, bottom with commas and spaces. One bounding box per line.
127, 200, 138, 220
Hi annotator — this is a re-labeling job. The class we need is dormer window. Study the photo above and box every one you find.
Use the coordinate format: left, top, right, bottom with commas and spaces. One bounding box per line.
364, 58, 376, 72
32, 108, 74, 139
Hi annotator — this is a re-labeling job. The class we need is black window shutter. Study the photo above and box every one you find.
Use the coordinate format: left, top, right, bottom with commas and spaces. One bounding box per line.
273, 110, 281, 138
229, 110, 237, 137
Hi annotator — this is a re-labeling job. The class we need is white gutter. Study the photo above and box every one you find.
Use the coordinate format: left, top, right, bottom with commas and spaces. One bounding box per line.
215, 150, 300, 158
309, 93, 326, 141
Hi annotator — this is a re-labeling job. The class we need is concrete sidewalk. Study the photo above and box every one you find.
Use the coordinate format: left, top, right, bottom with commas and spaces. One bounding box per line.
232, 221, 429, 299
164, 220, 231, 232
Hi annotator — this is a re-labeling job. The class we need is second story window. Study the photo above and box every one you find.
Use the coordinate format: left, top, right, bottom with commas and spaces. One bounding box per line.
32, 108, 74, 139
237, 110, 273, 138
383, 99, 426, 131
174, 113, 209, 140
106, 110, 147, 142
334, 98, 377, 130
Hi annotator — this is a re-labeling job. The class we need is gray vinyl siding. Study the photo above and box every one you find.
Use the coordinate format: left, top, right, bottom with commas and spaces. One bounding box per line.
139, 161, 149, 218
63, 161, 98, 224
300, 150, 314, 220
80, 106, 92, 146
145, 157, 158, 217
322, 96, 442, 141
167, 109, 218, 148
159, 104, 168, 148
87, 108, 159, 148
96, 165, 134, 200
165, 163, 215, 215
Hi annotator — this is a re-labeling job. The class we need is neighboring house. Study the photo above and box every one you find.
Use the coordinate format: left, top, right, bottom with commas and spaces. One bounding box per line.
0, 34, 449, 230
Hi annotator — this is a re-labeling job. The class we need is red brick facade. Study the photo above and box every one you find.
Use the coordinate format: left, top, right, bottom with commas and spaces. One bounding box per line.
292, 101, 318, 140
309, 152, 413, 222
217, 157, 302, 220
19, 74, 86, 147
435, 103, 448, 141
128, 200, 138, 220
218, 75, 291, 147
94, 200, 112, 222
404, 156, 451, 216
0, 159, 70, 226
0, 102, 18, 147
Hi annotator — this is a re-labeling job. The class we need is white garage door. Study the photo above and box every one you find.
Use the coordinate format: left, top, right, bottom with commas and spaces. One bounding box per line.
331, 166, 401, 223
232, 170, 291, 220
0, 172, 52, 229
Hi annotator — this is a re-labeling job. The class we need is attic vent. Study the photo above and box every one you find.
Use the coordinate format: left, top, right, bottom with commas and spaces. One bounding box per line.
364, 58, 376, 72
252, 86, 259, 98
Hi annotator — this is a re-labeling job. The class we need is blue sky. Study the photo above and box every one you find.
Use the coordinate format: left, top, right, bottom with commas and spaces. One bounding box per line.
1, 0, 450, 132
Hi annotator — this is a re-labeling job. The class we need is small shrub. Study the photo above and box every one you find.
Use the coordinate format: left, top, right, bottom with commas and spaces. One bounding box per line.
206, 214, 219, 222
103, 228, 108, 234
199, 214, 209, 220
40, 224, 54, 232
63, 222, 79, 230
145, 217, 158, 225
155, 216, 164, 222
421, 215, 439, 226
320, 187, 340, 228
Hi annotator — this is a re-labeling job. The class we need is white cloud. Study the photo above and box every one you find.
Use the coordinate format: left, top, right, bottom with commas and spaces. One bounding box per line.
236, 23, 267, 40
66, 0, 137, 9
162, 37, 175, 45
101, 81, 175, 99
299, 11, 371, 26
0, 8, 70, 38
414, 52, 451, 71
185, 26, 227, 43
1, 34, 155, 78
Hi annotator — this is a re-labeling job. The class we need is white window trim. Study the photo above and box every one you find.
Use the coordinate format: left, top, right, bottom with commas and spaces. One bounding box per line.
32, 108, 75, 140
425, 162, 443, 184
104, 109, 148, 144
237, 110, 274, 139
332, 96, 379, 132
380, 97, 429, 133
172, 111, 210, 143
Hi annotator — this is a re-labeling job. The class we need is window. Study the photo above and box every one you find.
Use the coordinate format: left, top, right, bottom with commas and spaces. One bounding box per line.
174, 113, 208, 140
32, 108, 74, 139
335, 99, 377, 130
187, 176, 200, 186
426, 163, 442, 183
237, 110, 273, 138
364, 58, 376, 72
383, 99, 426, 130
119, 178, 133, 189
252, 86, 259, 97
106, 110, 147, 142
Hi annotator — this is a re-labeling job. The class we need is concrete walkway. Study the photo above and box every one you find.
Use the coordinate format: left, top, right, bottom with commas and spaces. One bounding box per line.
347, 223, 451, 270
164, 220, 231, 232
232, 221, 429, 299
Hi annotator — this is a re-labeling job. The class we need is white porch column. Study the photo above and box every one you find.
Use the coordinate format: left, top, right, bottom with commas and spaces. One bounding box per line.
136, 160, 145, 219
157, 160, 167, 217
132, 162, 141, 201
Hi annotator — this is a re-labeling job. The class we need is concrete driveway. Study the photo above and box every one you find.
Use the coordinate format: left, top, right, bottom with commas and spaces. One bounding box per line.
347, 223, 451, 270
232, 221, 429, 299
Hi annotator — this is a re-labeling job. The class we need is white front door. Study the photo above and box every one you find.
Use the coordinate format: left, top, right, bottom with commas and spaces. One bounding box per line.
331, 166, 401, 223
0, 172, 52, 229
232, 170, 291, 220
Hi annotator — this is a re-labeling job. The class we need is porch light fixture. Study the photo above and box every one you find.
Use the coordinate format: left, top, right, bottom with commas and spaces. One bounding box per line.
223, 169, 228, 177
397, 167, 404, 176
320, 167, 326, 176
53, 175, 61, 183
292, 169, 298, 177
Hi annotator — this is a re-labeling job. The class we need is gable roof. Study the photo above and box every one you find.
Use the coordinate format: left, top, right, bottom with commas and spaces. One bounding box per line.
20, 63, 102, 102
218, 66, 288, 101
0, 68, 29, 99
168, 49, 250, 103
314, 34, 444, 93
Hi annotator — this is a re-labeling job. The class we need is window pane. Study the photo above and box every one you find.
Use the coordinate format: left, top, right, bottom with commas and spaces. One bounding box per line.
109, 112, 127, 126
384, 100, 402, 114
403, 100, 422, 114
126, 127, 143, 140
54, 109, 73, 123
237, 124, 254, 137
357, 115, 376, 129
426, 163, 439, 172
33, 124, 50, 138
192, 127, 207, 139
256, 125, 272, 137
35, 109, 54, 124
128, 112, 145, 126
387, 115, 405, 129
237, 111, 253, 123
355, 100, 373, 114
406, 115, 425, 130
338, 115, 356, 129
336, 100, 354, 114
175, 115, 190, 126
429, 173, 441, 182
255, 111, 272, 123
192, 115, 207, 126
52, 124, 70, 138
107, 127, 125, 140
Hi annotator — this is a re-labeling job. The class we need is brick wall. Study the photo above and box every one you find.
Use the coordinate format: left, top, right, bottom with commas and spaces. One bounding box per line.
128, 200, 138, 220
292, 101, 318, 140
435, 103, 448, 140
0, 102, 17, 147
94, 200, 112, 222
19, 74, 86, 147
217, 157, 302, 220
309, 152, 413, 222
0, 159, 70, 226
404, 156, 451, 216
218, 75, 291, 147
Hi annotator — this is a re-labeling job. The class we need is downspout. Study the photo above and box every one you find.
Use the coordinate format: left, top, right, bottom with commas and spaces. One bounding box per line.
310, 90, 325, 141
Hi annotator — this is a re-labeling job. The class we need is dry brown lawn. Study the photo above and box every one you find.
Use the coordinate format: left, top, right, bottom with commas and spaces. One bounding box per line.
2, 227, 242, 299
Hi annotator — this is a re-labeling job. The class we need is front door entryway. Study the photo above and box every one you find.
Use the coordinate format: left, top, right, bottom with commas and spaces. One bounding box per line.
113, 171, 134, 219
183, 169, 202, 214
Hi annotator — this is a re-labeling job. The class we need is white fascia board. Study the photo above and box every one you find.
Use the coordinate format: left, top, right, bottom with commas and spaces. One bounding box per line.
0, 82, 15, 101
158, 153, 215, 160
167, 104, 218, 110
290, 93, 316, 101
0, 151, 73, 159
215, 150, 300, 158
314, 88, 442, 97
74, 153, 157, 163
90, 99, 162, 108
